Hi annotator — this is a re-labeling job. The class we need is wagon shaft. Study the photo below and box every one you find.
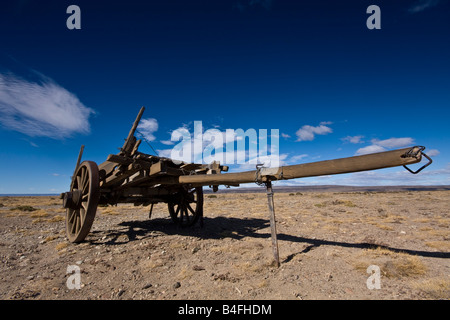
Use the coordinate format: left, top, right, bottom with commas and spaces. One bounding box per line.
174, 146, 425, 187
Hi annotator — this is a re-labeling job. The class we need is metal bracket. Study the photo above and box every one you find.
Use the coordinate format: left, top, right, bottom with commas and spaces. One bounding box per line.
403, 149, 433, 174
148, 203, 154, 219
255, 164, 265, 186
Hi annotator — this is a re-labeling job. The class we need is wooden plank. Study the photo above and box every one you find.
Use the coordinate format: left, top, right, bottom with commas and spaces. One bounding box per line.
101, 166, 140, 187
98, 161, 119, 181
149, 161, 165, 176
106, 154, 132, 164
131, 139, 141, 156
166, 167, 187, 176
180, 163, 204, 171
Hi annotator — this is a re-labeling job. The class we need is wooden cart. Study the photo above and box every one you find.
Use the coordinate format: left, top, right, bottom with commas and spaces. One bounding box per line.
61, 107, 432, 265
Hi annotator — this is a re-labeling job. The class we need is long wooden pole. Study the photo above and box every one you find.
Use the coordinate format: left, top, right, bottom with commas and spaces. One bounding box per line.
177, 147, 423, 186
121, 106, 145, 155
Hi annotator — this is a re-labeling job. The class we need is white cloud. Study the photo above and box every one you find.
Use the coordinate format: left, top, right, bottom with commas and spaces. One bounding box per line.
356, 137, 415, 155
288, 154, 309, 163
371, 137, 414, 148
342, 135, 364, 144
274, 162, 450, 186
408, 0, 440, 13
426, 149, 440, 157
137, 118, 158, 141
156, 148, 172, 158
332, 163, 450, 186
160, 140, 174, 145
296, 123, 333, 141
355, 145, 387, 155
0, 72, 94, 138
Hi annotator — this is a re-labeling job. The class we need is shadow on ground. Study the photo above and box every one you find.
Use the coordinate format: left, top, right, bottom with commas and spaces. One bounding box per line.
89, 216, 450, 260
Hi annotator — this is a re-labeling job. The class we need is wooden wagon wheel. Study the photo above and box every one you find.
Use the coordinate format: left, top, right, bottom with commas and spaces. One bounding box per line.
64, 161, 100, 243
168, 186, 203, 227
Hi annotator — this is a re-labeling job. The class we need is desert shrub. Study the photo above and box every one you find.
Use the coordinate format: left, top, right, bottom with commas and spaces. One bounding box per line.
10, 205, 38, 212
332, 199, 357, 207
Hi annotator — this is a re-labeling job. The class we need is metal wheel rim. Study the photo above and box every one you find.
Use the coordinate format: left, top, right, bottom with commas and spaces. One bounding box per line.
66, 161, 100, 242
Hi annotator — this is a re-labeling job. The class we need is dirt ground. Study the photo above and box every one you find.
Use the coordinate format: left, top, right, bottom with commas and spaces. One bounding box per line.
0, 189, 449, 300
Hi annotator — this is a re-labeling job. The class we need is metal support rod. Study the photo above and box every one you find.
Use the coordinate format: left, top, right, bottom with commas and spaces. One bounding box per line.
148, 203, 154, 219
265, 180, 280, 267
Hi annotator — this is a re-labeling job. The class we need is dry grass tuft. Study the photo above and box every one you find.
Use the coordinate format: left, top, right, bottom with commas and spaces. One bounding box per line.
314, 199, 357, 209
99, 207, 121, 215
177, 267, 194, 280
412, 278, 450, 299
44, 235, 59, 243
10, 205, 38, 212
55, 242, 68, 251
48, 215, 65, 222
425, 241, 450, 251
30, 210, 49, 218
352, 247, 427, 279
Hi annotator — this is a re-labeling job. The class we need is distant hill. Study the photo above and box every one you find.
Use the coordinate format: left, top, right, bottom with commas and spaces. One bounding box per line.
0, 194, 59, 197
1, 185, 449, 197
205, 185, 450, 194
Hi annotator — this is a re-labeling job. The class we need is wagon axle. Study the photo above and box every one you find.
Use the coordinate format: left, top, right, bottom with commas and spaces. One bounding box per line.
62, 190, 82, 210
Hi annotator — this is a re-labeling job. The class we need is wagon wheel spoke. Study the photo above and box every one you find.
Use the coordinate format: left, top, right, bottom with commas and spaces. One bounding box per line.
183, 205, 190, 223
68, 209, 76, 225
186, 203, 195, 215
76, 214, 81, 234
80, 203, 87, 225
179, 205, 185, 223
76, 175, 81, 190
71, 213, 78, 235
82, 176, 89, 194
78, 167, 84, 188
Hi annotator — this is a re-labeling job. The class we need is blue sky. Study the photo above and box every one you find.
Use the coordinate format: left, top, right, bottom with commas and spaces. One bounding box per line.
0, 0, 449, 193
